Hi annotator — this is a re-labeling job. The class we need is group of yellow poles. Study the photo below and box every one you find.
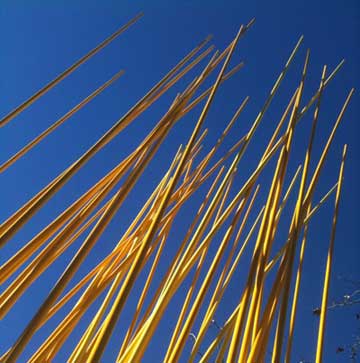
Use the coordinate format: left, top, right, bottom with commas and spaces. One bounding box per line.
0, 13, 354, 363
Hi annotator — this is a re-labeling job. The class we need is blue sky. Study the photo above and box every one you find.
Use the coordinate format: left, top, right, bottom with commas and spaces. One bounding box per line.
0, 1, 359, 362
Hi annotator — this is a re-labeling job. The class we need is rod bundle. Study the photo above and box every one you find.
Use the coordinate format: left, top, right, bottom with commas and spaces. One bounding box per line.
0, 13, 354, 363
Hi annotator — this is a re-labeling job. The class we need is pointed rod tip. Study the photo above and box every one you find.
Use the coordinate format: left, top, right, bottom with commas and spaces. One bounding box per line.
247, 18, 256, 28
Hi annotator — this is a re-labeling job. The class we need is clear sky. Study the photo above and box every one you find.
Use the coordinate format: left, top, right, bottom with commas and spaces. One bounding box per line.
0, 1, 359, 362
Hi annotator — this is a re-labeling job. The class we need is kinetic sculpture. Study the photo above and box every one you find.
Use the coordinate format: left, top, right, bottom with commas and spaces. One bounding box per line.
0, 13, 354, 363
